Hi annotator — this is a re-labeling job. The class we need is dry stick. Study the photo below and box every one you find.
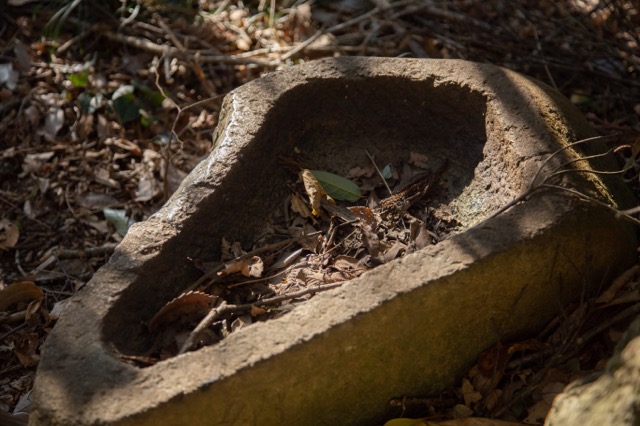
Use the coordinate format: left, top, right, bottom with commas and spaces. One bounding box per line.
0, 322, 27, 343
227, 256, 304, 288
496, 301, 640, 418
213, 0, 231, 15
102, 31, 273, 66
325, 226, 359, 256
621, 205, 640, 216
14, 250, 26, 276
0, 310, 27, 325
534, 27, 558, 90
412, 4, 493, 31
56, 23, 103, 53
580, 303, 640, 349
545, 147, 619, 178
155, 14, 186, 49
53, 243, 118, 259
118, 3, 141, 30
152, 57, 226, 199
179, 281, 344, 354
326, 0, 415, 33
154, 14, 218, 97
182, 232, 321, 293
273, 0, 415, 64
596, 263, 640, 304
365, 149, 393, 196
541, 183, 640, 227
277, 28, 324, 62
0, 193, 51, 229
153, 54, 180, 201
268, 0, 276, 29
484, 135, 623, 222
527, 135, 616, 190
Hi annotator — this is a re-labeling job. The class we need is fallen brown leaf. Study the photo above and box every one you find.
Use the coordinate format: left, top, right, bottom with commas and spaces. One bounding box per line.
0, 220, 19, 251
148, 291, 217, 333
0, 282, 43, 311
301, 169, 330, 216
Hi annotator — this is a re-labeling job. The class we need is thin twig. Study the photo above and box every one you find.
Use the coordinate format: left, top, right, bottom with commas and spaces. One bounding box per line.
101, 31, 274, 67
227, 263, 295, 288
277, 28, 324, 62
540, 183, 640, 226
534, 27, 558, 90
56, 23, 101, 54
528, 135, 615, 191
484, 135, 624, 222
179, 281, 344, 354
182, 232, 322, 293
0, 322, 27, 343
365, 149, 392, 196
53, 243, 118, 259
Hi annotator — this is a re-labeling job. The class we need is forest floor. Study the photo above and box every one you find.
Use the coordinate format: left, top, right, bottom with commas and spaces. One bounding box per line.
0, 1, 639, 425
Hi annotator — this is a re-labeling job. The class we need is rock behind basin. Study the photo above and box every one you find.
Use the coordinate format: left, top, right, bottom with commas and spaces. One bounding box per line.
32, 58, 636, 426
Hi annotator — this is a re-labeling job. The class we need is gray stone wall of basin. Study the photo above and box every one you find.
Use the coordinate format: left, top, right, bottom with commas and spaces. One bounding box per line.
31, 57, 636, 426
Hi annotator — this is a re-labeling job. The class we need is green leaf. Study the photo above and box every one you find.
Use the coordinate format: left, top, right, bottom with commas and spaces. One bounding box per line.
133, 80, 165, 108
112, 88, 140, 124
68, 70, 90, 88
103, 208, 136, 236
309, 170, 361, 202
112, 85, 138, 122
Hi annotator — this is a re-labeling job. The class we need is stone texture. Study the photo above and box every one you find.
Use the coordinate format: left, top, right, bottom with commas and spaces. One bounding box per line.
545, 314, 640, 426
31, 57, 636, 426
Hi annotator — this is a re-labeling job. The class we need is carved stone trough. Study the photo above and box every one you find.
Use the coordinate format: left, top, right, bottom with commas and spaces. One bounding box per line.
32, 58, 636, 426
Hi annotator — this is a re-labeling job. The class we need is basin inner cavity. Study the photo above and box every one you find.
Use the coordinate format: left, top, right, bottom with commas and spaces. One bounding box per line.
104, 76, 517, 357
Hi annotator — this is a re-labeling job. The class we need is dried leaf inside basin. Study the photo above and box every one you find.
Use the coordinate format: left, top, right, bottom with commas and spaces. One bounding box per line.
148, 291, 217, 333
301, 169, 331, 216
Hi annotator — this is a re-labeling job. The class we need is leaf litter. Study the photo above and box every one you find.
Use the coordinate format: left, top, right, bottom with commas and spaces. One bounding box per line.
1, 0, 639, 424
138, 151, 457, 361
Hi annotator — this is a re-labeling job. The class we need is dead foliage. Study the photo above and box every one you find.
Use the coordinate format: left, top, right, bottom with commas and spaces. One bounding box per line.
387, 264, 640, 424
128, 154, 452, 360
0, 0, 639, 424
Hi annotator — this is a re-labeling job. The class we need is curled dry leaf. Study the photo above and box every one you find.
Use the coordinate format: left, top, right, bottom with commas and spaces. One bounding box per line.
379, 241, 407, 263
270, 248, 303, 271
20, 152, 54, 177
218, 256, 264, 278
301, 169, 329, 216
290, 193, 311, 218
348, 206, 377, 228
43, 107, 64, 140
361, 224, 380, 257
49, 299, 71, 321
408, 152, 430, 169
331, 255, 367, 276
148, 291, 217, 333
250, 305, 267, 316
14, 332, 40, 367
230, 314, 252, 332
0, 219, 19, 251
0, 281, 43, 311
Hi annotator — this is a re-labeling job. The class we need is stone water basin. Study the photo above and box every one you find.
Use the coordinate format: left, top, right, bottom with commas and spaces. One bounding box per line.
32, 58, 636, 426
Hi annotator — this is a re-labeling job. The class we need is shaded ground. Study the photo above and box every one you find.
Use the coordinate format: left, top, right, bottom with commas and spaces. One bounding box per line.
0, 0, 639, 424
